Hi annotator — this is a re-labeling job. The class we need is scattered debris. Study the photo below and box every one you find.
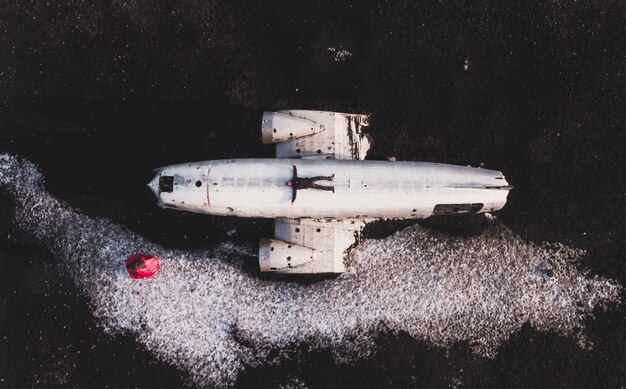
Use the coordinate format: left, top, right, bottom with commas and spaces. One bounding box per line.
463, 58, 471, 70
328, 46, 353, 62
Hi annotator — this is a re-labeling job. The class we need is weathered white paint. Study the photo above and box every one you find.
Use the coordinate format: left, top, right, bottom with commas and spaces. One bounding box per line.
263, 110, 372, 160
149, 159, 510, 219
259, 218, 367, 274
148, 110, 511, 274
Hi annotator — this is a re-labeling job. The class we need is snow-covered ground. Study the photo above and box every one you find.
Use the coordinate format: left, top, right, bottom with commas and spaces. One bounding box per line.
0, 154, 621, 387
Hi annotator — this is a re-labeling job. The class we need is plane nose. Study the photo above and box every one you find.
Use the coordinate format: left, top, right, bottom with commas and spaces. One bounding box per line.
147, 171, 160, 200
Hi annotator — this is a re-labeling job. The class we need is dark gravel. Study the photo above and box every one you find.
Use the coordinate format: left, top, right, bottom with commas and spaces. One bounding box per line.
1, 0, 624, 387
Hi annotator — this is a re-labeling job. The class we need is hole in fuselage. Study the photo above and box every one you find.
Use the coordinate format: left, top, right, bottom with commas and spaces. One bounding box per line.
195, 181, 202, 187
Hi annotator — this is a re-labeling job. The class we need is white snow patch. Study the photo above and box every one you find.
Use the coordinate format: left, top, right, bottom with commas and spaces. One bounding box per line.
0, 153, 622, 387
280, 376, 308, 389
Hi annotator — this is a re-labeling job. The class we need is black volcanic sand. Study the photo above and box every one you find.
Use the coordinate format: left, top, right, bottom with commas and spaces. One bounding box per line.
1, 0, 625, 387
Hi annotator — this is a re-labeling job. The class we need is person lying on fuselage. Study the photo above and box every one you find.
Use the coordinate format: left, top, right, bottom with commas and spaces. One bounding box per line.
285, 165, 334, 203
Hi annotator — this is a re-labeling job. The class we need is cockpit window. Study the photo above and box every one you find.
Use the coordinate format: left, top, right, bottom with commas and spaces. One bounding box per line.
159, 176, 174, 193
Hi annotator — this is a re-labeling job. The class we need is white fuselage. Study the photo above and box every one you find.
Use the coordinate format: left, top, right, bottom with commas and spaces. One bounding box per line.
149, 159, 510, 219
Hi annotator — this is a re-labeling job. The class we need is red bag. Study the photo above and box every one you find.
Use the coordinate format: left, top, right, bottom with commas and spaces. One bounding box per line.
124, 253, 160, 279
